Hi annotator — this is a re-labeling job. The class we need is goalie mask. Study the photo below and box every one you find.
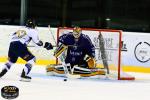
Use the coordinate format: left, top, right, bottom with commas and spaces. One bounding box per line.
73, 26, 82, 39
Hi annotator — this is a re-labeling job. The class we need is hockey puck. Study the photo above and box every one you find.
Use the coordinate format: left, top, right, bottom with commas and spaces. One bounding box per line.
63, 79, 67, 81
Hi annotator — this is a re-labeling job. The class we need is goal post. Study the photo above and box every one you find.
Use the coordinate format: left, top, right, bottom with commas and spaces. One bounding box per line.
57, 27, 135, 80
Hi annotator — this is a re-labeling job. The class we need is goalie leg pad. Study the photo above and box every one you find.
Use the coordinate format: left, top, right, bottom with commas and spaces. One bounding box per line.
46, 64, 106, 77
72, 66, 106, 77
46, 64, 71, 75
72, 65, 91, 74
46, 64, 56, 72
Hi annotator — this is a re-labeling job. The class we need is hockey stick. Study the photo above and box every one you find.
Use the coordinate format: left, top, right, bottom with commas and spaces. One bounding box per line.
27, 44, 79, 48
48, 25, 57, 45
48, 25, 80, 79
98, 32, 110, 74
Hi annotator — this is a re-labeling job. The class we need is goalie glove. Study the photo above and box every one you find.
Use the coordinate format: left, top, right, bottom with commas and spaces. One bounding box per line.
44, 42, 53, 50
84, 55, 96, 68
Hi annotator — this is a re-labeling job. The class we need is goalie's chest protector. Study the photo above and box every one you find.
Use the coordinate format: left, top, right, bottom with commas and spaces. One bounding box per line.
64, 34, 89, 63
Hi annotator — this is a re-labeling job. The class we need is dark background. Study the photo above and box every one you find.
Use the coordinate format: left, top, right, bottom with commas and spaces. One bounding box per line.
0, 0, 150, 32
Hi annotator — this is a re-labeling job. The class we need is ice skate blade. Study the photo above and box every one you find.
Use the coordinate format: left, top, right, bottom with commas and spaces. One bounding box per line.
20, 78, 31, 82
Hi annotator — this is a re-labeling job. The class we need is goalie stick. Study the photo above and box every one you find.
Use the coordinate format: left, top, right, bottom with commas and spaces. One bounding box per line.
98, 32, 110, 74
48, 25, 80, 79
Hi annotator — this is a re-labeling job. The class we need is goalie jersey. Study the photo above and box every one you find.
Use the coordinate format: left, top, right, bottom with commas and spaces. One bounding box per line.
58, 32, 95, 67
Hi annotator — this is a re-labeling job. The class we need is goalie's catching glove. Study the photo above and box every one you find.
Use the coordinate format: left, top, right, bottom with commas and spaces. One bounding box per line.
44, 42, 53, 50
84, 55, 96, 68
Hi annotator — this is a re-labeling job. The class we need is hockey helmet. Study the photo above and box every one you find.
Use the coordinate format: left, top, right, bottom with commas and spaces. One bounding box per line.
73, 26, 82, 38
25, 19, 36, 28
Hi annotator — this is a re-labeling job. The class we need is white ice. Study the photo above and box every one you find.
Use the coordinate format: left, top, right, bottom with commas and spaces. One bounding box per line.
0, 62, 150, 100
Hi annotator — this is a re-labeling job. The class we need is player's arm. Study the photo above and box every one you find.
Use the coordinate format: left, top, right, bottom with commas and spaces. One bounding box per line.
44, 32, 69, 51
30, 30, 53, 49
34, 39, 53, 50
30, 30, 43, 46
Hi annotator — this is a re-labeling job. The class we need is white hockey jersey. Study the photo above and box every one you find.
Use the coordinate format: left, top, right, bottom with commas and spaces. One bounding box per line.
11, 27, 40, 45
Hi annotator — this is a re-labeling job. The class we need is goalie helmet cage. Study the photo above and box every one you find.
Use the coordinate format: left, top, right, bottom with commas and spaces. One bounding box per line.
56, 27, 135, 80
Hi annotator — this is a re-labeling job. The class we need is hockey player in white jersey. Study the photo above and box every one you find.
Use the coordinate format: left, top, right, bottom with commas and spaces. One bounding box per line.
46, 26, 106, 77
0, 19, 53, 82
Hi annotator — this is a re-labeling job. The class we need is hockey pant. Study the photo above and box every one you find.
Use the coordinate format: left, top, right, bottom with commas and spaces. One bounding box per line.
46, 64, 106, 77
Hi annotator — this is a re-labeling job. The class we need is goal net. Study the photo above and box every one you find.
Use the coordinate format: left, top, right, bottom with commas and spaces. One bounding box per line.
57, 27, 135, 80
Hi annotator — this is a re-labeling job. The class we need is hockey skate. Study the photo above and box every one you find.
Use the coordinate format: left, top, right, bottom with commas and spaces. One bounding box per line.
20, 70, 31, 82
0, 69, 7, 78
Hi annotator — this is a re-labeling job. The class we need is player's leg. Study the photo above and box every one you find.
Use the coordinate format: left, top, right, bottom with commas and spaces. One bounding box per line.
0, 42, 18, 78
20, 57, 35, 82
0, 61, 15, 77
19, 43, 36, 82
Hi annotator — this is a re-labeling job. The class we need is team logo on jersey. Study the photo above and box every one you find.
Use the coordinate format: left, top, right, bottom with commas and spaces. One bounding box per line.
134, 42, 150, 63
1, 85, 19, 99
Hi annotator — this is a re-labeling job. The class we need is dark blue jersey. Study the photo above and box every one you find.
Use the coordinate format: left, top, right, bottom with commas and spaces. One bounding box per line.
58, 32, 95, 66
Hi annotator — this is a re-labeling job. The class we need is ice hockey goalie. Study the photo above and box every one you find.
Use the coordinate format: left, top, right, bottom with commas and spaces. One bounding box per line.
46, 26, 106, 77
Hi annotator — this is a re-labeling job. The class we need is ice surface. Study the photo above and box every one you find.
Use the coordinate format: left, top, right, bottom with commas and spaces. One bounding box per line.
0, 63, 150, 100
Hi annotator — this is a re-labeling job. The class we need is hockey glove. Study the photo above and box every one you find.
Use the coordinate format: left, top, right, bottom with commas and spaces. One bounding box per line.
85, 56, 96, 68
44, 42, 53, 50
36, 40, 43, 46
